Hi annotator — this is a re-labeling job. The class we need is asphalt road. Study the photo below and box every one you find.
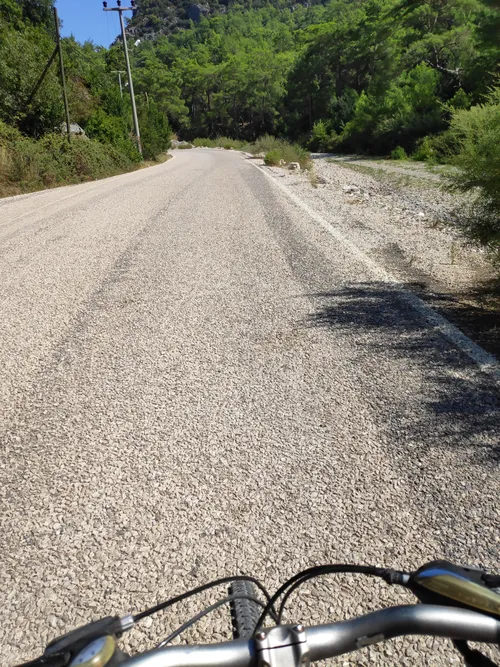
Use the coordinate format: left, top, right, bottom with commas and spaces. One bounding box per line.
1, 149, 499, 666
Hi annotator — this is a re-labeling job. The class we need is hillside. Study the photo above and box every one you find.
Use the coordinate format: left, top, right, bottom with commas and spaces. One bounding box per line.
126, 0, 329, 39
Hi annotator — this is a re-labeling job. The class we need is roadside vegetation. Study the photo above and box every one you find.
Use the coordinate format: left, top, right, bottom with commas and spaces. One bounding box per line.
0, 120, 140, 197
192, 137, 248, 150
192, 135, 311, 169
0, 0, 171, 198
446, 88, 500, 258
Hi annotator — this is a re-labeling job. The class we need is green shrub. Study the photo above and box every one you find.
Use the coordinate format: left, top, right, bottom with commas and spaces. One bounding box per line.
390, 146, 408, 160
447, 88, 473, 111
411, 132, 458, 163
429, 131, 460, 163
138, 99, 172, 160
251, 134, 283, 155
215, 137, 243, 150
308, 121, 339, 153
446, 86, 500, 254
189, 134, 311, 167
255, 136, 310, 168
193, 138, 215, 147
309, 120, 329, 152
279, 142, 311, 169
86, 109, 140, 162
192, 137, 247, 150
0, 121, 139, 196
410, 136, 435, 161
264, 149, 282, 166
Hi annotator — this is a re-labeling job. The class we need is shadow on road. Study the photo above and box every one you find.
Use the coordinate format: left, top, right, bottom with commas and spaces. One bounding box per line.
305, 282, 500, 465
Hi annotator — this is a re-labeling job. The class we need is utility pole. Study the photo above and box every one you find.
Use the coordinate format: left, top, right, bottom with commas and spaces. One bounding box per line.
103, 2, 142, 155
111, 70, 126, 98
54, 7, 71, 143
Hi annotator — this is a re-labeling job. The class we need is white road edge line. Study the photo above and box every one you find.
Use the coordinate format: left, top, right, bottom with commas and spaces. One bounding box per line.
247, 158, 500, 384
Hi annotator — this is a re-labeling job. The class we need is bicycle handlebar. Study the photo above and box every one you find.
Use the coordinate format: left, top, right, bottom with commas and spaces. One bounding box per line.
308, 605, 500, 660
122, 605, 500, 666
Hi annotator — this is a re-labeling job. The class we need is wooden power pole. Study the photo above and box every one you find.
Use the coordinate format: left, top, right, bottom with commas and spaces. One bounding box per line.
54, 7, 71, 143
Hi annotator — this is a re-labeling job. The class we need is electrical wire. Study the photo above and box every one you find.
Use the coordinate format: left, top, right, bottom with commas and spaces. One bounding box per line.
133, 575, 277, 623
277, 569, 382, 623
254, 564, 406, 631
156, 594, 268, 648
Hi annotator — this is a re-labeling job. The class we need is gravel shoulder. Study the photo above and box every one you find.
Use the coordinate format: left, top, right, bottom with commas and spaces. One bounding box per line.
0, 149, 499, 666
259, 154, 499, 359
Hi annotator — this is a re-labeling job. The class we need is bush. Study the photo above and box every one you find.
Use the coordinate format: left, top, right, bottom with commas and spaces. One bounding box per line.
138, 99, 172, 160
193, 138, 214, 147
390, 146, 407, 160
309, 120, 329, 152
85, 109, 140, 162
308, 121, 339, 153
411, 132, 458, 163
251, 134, 283, 155
446, 87, 500, 254
192, 137, 247, 150
256, 136, 310, 168
264, 149, 282, 166
218, 137, 246, 150
410, 136, 435, 162
184, 135, 311, 167
279, 142, 311, 168
0, 120, 139, 196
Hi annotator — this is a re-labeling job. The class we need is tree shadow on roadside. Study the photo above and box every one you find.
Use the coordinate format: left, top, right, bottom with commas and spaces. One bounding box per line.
305, 282, 500, 465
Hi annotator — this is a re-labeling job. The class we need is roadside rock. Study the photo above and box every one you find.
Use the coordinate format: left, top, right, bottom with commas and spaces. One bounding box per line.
171, 140, 193, 149
343, 184, 362, 194
288, 162, 301, 171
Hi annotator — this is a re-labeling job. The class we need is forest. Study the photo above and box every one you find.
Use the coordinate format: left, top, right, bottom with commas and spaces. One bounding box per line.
0, 0, 499, 250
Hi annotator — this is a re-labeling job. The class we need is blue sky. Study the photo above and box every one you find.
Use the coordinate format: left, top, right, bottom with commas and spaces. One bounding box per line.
56, 1, 134, 47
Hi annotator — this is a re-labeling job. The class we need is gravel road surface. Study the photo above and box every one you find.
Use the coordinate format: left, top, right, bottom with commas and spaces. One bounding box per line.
1, 149, 499, 666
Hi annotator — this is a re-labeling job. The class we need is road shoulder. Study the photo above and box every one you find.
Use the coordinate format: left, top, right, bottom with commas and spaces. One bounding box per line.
247, 153, 500, 364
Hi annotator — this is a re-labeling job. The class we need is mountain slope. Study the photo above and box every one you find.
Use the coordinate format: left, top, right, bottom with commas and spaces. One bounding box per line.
127, 0, 328, 39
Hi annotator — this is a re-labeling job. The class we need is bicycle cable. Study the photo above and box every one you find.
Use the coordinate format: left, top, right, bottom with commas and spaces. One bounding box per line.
255, 564, 408, 631
134, 575, 277, 623
156, 594, 268, 648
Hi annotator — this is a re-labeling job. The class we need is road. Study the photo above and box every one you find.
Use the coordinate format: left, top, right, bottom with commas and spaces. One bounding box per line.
1, 149, 499, 666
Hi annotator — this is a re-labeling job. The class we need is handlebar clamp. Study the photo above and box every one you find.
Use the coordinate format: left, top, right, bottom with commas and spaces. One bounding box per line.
255, 625, 310, 667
